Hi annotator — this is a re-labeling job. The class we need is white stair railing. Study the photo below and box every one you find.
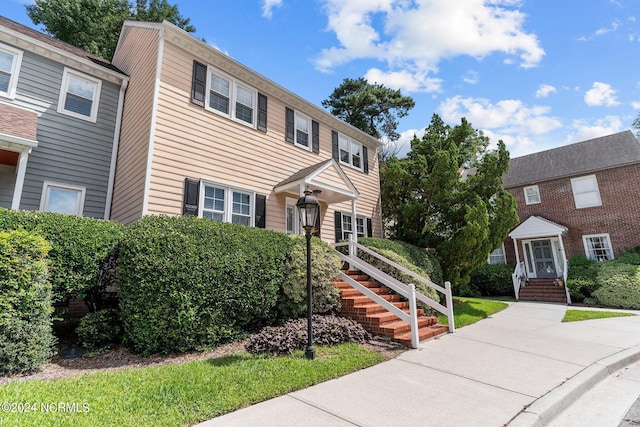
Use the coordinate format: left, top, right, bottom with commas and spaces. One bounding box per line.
332, 236, 455, 348
512, 261, 525, 300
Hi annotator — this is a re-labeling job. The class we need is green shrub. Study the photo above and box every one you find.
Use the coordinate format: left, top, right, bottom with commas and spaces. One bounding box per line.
76, 309, 123, 354
245, 315, 371, 355
357, 238, 443, 285
616, 251, 640, 265
593, 265, 640, 309
566, 255, 601, 302
118, 215, 293, 355
469, 264, 514, 296
0, 208, 125, 307
0, 230, 55, 375
278, 235, 342, 318
358, 247, 440, 312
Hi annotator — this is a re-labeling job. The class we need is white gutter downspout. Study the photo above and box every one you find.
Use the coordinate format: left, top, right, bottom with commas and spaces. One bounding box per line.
104, 78, 128, 220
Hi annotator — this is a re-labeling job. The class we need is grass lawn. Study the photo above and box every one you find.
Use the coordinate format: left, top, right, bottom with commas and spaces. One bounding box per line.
438, 297, 510, 328
0, 343, 383, 427
562, 309, 636, 322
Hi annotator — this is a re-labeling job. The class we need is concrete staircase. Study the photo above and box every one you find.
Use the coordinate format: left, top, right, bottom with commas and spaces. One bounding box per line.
519, 278, 568, 303
333, 269, 449, 346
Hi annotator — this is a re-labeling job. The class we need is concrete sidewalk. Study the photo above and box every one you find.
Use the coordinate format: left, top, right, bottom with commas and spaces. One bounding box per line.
197, 302, 640, 427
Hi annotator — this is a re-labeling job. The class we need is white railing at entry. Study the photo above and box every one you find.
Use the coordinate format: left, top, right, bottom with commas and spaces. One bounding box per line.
332, 236, 455, 348
512, 261, 526, 300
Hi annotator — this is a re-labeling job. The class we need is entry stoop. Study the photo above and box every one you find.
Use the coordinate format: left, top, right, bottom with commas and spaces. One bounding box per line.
334, 269, 449, 346
519, 278, 568, 303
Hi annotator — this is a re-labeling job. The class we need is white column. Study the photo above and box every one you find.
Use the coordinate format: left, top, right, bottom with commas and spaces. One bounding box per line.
11, 150, 29, 210
351, 198, 357, 244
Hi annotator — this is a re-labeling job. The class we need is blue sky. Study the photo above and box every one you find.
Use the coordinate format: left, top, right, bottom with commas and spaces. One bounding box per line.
5, 0, 640, 158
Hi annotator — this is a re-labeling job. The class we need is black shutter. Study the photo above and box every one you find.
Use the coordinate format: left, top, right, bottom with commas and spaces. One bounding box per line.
312, 120, 320, 154
334, 210, 342, 243
255, 194, 266, 228
285, 107, 295, 143
366, 217, 372, 237
191, 61, 207, 107
362, 145, 369, 174
331, 131, 339, 161
257, 93, 268, 132
183, 178, 200, 215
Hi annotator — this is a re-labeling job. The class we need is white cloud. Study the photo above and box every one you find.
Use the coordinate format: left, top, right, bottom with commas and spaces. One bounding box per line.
365, 68, 442, 93
314, 0, 544, 91
535, 84, 556, 98
632, 101, 640, 109
584, 82, 620, 107
462, 70, 479, 84
595, 20, 622, 36
565, 116, 623, 143
262, 0, 283, 19
438, 96, 562, 135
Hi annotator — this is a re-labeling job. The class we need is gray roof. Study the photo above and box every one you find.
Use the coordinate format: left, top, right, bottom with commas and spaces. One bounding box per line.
503, 130, 640, 188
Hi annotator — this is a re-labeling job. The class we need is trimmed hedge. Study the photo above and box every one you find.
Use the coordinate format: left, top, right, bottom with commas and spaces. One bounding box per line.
117, 215, 294, 355
0, 208, 125, 307
357, 238, 443, 285
566, 255, 601, 303
0, 230, 55, 375
76, 308, 123, 354
592, 263, 640, 309
278, 235, 342, 318
468, 264, 514, 297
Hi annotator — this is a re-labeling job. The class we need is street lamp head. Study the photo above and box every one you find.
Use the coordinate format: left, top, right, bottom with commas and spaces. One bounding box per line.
296, 189, 320, 233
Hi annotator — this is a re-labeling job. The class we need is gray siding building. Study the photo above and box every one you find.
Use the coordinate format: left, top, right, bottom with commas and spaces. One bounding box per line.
0, 16, 127, 219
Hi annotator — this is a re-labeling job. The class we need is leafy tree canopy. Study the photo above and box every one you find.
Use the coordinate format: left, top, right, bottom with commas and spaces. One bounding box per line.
381, 114, 519, 288
633, 113, 640, 139
27, 0, 195, 60
322, 77, 415, 159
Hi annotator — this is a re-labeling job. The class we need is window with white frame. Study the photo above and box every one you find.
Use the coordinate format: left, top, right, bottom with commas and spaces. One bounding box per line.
338, 134, 363, 170
488, 244, 507, 264
58, 68, 101, 122
39, 182, 86, 215
523, 185, 540, 205
201, 183, 254, 226
294, 111, 311, 149
583, 234, 614, 261
571, 175, 602, 209
285, 198, 301, 235
207, 68, 257, 127
0, 43, 23, 99
340, 213, 367, 240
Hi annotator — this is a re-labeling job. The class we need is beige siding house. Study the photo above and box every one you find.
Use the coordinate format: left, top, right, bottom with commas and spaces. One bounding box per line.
110, 20, 383, 242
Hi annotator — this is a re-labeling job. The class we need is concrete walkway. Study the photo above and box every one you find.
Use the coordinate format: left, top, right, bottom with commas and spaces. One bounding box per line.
197, 302, 640, 427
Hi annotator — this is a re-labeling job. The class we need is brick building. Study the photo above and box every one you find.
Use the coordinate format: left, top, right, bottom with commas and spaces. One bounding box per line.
493, 131, 640, 284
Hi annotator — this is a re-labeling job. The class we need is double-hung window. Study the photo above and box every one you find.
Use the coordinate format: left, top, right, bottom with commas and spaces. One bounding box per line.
39, 181, 86, 215
340, 213, 367, 240
58, 68, 101, 122
294, 112, 311, 149
571, 175, 602, 208
202, 183, 254, 226
338, 134, 363, 170
583, 234, 614, 261
524, 185, 540, 205
0, 43, 23, 99
207, 68, 257, 127
488, 244, 507, 264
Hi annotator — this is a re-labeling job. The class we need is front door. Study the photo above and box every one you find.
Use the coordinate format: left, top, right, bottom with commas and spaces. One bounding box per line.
532, 240, 556, 278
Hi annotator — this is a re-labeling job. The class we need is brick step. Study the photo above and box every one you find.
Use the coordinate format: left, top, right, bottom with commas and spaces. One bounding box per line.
339, 286, 390, 298
335, 268, 449, 346
519, 296, 567, 303
395, 324, 450, 347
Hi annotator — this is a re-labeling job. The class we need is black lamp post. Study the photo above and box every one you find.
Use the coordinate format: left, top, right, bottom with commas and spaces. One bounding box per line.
296, 189, 320, 360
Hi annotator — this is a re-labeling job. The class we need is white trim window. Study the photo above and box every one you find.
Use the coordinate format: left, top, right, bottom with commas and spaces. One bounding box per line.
583, 234, 614, 261
571, 175, 602, 209
338, 134, 363, 170
58, 68, 101, 122
201, 182, 254, 226
39, 181, 86, 215
0, 43, 23, 99
207, 68, 257, 127
523, 185, 540, 205
340, 213, 367, 240
285, 197, 301, 235
294, 111, 311, 150
488, 244, 507, 264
